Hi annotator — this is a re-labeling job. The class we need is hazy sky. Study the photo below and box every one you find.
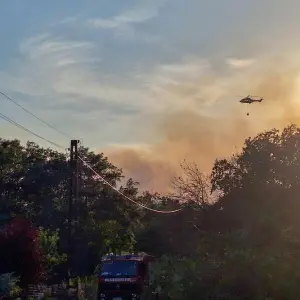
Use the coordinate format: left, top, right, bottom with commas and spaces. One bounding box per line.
1, 1, 300, 190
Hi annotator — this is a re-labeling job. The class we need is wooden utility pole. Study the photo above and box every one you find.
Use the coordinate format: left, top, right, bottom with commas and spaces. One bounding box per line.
67, 139, 79, 282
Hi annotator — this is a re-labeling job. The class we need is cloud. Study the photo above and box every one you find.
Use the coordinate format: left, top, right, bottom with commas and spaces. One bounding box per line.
88, 0, 165, 29
0, 32, 158, 148
3, 33, 204, 118
19, 34, 96, 68
141, 58, 230, 111
20, 34, 94, 61
226, 58, 256, 69
0, 34, 98, 99
0, 31, 171, 140
88, 19, 118, 29
1, 35, 127, 107
55, 59, 77, 67
87, 0, 166, 42
56, 16, 80, 25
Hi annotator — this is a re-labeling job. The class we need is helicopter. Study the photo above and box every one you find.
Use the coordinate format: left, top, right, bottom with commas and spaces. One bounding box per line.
239, 95, 263, 104
239, 95, 263, 116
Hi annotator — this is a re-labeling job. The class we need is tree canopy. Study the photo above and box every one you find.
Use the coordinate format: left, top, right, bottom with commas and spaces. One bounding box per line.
2, 124, 300, 299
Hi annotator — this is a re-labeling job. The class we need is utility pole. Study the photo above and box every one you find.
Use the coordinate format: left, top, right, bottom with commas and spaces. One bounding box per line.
67, 139, 79, 283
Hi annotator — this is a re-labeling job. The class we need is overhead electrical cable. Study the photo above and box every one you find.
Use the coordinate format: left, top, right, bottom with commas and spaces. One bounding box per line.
0, 112, 65, 149
0, 91, 182, 214
79, 156, 182, 214
0, 91, 73, 139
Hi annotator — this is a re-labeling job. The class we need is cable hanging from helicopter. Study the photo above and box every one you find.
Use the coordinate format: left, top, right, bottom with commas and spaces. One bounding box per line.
239, 95, 264, 116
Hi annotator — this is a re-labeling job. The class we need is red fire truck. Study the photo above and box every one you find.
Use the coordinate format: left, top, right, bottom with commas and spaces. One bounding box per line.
97, 253, 155, 300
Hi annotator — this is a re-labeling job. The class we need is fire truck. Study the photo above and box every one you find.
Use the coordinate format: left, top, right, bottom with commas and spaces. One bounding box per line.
97, 253, 156, 300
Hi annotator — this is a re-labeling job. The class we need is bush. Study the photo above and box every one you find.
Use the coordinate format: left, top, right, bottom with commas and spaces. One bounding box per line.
0, 273, 21, 298
149, 232, 300, 300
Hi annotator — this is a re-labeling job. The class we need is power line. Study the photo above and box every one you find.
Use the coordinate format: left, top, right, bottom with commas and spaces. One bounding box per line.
0, 112, 65, 150
0, 92, 182, 213
0, 91, 73, 139
79, 156, 182, 214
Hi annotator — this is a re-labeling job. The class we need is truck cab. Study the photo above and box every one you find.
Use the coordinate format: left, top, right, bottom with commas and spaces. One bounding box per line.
97, 253, 154, 300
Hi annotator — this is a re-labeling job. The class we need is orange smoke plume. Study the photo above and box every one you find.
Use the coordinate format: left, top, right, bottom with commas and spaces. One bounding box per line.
106, 56, 300, 192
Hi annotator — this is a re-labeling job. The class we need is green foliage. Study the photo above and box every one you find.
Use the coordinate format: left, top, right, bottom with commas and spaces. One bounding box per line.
146, 124, 300, 299
77, 277, 97, 300
0, 273, 21, 297
0, 138, 146, 281
39, 228, 67, 275
5, 124, 300, 299
150, 234, 300, 300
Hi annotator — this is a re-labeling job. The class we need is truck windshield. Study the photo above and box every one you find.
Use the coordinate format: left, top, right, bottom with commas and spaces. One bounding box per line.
100, 261, 137, 277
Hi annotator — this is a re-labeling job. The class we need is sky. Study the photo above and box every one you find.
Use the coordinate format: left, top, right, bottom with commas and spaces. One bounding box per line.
1, 0, 300, 192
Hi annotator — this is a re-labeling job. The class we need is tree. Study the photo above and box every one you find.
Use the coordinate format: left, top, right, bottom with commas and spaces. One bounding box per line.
210, 125, 300, 232
0, 139, 143, 279
172, 160, 214, 207
39, 228, 67, 282
147, 124, 300, 299
0, 216, 45, 287
5, 123, 300, 298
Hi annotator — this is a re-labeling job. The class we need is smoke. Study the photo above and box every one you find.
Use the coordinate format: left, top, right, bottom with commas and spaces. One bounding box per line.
106, 56, 300, 192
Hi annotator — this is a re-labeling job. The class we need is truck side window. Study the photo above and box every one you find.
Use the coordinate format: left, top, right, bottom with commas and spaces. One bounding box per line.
140, 263, 149, 281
